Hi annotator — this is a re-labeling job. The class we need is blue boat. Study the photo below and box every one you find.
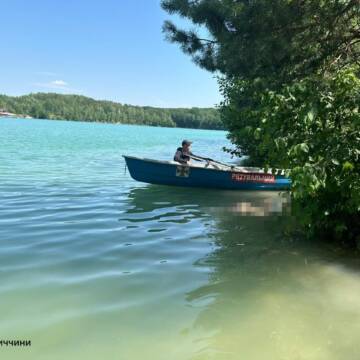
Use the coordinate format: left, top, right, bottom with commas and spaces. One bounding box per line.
123, 155, 291, 191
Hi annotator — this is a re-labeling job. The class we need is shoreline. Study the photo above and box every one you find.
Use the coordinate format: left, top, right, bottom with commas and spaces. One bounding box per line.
1, 116, 226, 132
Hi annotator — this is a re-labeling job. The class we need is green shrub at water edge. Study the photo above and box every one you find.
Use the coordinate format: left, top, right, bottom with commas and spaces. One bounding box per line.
221, 68, 360, 244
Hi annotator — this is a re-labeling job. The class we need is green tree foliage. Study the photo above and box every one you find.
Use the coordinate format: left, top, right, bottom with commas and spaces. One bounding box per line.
0, 93, 222, 130
162, 0, 359, 81
162, 0, 360, 245
222, 67, 360, 243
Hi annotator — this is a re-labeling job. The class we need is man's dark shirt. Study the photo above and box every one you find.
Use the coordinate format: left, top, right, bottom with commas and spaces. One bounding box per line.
174, 147, 193, 164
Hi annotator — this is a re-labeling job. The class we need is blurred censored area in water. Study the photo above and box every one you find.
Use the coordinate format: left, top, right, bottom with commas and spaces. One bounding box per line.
207, 191, 291, 216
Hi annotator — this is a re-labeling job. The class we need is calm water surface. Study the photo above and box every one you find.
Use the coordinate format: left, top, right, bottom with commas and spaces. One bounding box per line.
1, 118, 360, 360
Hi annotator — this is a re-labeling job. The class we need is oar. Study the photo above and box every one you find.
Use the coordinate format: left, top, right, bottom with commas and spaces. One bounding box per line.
190, 155, 234, 169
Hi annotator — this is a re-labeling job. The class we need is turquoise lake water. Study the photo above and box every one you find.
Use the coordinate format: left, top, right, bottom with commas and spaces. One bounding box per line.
1, 118, 360, 360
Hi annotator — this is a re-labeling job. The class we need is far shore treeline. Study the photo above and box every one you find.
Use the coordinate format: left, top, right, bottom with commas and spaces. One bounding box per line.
0, 93, 222, 130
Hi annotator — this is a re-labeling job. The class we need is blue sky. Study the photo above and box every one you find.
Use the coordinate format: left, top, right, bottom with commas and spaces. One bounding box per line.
0, 0, 221, 108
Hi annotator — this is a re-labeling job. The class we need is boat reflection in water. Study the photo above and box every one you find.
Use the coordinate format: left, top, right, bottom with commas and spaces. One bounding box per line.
125, 185, 291, 217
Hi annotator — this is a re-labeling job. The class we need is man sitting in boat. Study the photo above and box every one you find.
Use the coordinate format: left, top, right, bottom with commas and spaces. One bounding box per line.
174, 140, 194, 164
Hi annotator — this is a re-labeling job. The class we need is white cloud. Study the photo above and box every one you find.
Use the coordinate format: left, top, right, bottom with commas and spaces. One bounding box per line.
51, 80, 68, 87
33, 79, 82, 94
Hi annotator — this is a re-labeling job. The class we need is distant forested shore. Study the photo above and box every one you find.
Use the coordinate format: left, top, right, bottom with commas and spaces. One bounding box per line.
0, 93, 222, 129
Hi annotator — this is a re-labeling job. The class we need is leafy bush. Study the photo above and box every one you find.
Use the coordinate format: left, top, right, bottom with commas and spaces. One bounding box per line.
221, 67, 360, 244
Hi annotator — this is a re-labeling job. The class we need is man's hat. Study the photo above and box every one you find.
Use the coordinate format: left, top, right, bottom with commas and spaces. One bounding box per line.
182, 139, 192, 146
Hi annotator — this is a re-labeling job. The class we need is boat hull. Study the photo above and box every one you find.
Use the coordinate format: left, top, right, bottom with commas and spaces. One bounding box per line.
124, 156, 290, 191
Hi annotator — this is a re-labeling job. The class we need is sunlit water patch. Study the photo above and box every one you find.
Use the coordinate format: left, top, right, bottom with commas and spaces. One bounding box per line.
1, 118, 360, 360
